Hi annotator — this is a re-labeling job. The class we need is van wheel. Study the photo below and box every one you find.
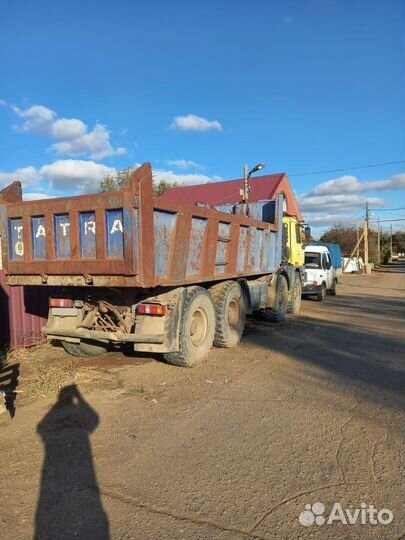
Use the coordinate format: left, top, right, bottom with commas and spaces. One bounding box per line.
330, 279, 337, 296
289, 276, 302, 314
62, 339, 108, 357
272, 274, 289, 322
317, 284, 326, 302
164, 287, 215, 367
210, 281, 246, 347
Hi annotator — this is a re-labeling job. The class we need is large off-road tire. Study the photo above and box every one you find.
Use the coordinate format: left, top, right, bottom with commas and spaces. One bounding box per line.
273, 274, 289, 322
210, 281, 246, 348
164, 287, 215, 367
317, 283, 326, 302
288, 275, 302, 314
62, 339, 108, 357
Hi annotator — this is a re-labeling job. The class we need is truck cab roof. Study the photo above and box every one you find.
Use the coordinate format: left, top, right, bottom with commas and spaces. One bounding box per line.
304, 245, 329, 254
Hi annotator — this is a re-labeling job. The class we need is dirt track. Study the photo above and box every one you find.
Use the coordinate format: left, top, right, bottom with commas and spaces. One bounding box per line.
0, 270, 404, 540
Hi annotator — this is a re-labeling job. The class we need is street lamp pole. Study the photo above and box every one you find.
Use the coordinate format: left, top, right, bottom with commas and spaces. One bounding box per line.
241, 163, 266, 204
242, 164, 249, 203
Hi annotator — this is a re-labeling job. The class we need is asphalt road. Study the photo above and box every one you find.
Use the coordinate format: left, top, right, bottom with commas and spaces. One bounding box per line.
0, 269, 404, 540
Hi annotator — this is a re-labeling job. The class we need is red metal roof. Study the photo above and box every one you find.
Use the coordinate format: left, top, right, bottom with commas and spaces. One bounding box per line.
161, 173, 286, 205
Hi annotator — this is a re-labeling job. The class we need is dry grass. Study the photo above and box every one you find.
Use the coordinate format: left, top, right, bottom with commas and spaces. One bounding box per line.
27, 359, 81, 398
4, 343, 81, 398
7, 342, 54, 364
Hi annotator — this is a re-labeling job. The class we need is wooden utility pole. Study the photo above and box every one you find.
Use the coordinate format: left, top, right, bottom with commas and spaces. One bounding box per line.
377, 217, 381, 264
343, 230, 365, 271
364, 201, 369, 265
390, 224, 393, 259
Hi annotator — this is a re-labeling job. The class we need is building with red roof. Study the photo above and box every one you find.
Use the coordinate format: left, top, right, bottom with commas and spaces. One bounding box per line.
160, 173, 303, 222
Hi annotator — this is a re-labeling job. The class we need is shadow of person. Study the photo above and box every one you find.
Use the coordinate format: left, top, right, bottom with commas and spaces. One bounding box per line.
34, 385, 110, 540
0, 358, 20, 418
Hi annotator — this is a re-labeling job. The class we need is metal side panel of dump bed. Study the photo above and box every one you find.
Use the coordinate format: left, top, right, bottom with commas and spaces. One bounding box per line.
0, 163, 283, 288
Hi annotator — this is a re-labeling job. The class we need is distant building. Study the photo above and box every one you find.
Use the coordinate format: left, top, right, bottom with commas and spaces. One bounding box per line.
160, 173, 303, 222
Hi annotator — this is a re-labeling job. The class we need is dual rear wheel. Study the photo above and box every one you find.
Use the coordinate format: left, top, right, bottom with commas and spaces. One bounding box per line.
164, 282, 246, 367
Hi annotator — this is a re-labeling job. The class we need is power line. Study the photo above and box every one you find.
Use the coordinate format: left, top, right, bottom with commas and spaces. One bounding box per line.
289, 160, 405, 177
372, 207, 405, 211
369, 218, 405, 223
374, 212, 405, 219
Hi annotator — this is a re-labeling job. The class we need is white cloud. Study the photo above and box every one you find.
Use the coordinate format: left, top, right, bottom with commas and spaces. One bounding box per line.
40, 160, 116, 192
299, 173, 405, 218
297, 172, 405, 232
0, 162, 217, 194
0, 160, 116, 195
52, 118, 87, 139
170, 114, 223, 132
153, 169, 218, 186
305, 214, 362, 227
167, 159, 205, 170
51, 124, 126, 160
299, 193, 385, 214
0, 166, 40, 187
12, 104, 57, 134
10, 103, 126, 159
311, 174, 405, 196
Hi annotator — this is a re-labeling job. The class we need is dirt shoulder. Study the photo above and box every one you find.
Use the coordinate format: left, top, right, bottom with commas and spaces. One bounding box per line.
0, 271, 404, 540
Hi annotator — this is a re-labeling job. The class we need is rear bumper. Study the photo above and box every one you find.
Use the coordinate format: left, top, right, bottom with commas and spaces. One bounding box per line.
45, 327, 165, 344
302, 284, 321, 296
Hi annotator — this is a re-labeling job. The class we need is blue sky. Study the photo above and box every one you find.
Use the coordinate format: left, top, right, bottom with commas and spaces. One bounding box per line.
1, 0, 404, 234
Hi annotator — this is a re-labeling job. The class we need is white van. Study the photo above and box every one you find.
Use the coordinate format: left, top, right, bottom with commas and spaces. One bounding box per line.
302, 245, 337, 301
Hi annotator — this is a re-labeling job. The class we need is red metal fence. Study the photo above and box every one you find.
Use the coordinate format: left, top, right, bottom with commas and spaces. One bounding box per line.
0, 270, 49, 349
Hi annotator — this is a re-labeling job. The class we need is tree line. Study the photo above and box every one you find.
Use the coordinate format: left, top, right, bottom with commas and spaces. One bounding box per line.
319, 225, 405, 263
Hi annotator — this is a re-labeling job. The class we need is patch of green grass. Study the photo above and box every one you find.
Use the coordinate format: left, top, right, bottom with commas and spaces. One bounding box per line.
126, 385, 145, 397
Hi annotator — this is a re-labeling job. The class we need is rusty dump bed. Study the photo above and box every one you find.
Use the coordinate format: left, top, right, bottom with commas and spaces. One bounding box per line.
0, 163, 283, 288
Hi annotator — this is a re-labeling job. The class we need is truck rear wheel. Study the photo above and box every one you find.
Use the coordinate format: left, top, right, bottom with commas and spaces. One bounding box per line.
164, 287, 215, 367
210, 281, 246, 348
273, 274, 289, 322
289, 276, 302, 314
62, 339, 108, 358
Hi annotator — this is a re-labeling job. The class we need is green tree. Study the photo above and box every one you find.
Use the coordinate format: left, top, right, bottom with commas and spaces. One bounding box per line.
99, 167, 182, 196
319, 224, 386, 263
392, 232, 405, 254
99, 168, 136, 192
153, 178, 182, 196
319, 226, 358, 255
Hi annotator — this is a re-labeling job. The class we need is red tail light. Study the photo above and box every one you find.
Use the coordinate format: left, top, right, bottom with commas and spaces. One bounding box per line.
49, 298, 74, 308
137, 304, 167, 316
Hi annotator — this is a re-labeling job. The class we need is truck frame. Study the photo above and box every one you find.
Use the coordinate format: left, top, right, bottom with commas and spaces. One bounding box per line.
0, 163, 303, 366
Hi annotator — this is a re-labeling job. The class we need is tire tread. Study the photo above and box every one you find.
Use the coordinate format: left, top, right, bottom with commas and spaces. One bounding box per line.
164, 286, 214, 367
210, 281, 245, 348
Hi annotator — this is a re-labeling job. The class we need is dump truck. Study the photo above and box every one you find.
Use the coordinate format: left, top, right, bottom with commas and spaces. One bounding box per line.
0, 163, 304, 366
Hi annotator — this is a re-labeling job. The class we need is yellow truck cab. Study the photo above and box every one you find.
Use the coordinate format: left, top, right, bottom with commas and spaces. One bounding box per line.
283, 215, 305, 268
